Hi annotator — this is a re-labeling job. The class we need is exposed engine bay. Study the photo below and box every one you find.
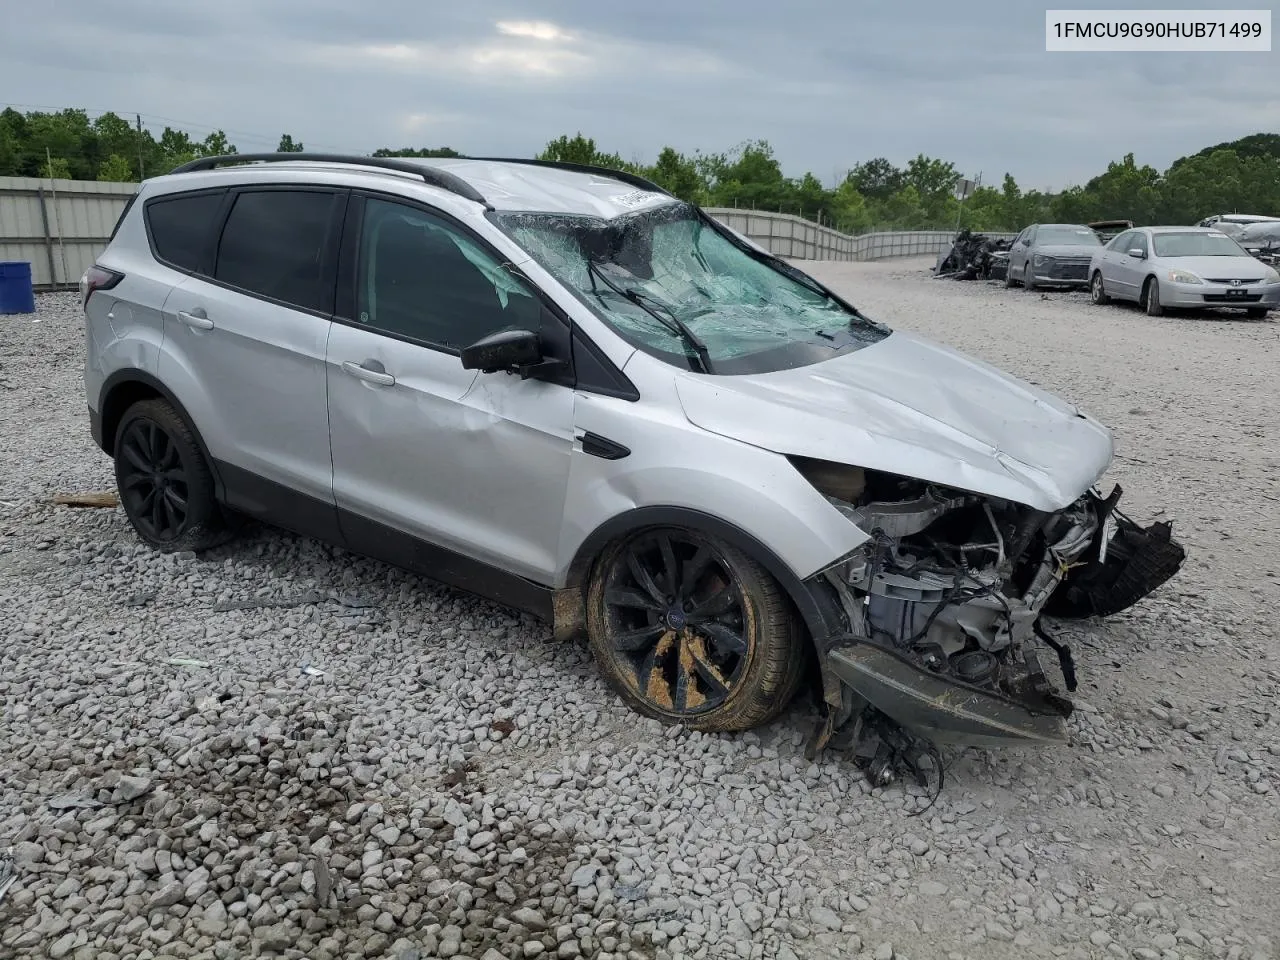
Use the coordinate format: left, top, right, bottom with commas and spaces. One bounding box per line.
794, 459, 1187, 792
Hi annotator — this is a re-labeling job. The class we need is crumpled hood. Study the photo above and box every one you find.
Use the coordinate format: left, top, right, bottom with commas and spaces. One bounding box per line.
675, 330, 1114, 512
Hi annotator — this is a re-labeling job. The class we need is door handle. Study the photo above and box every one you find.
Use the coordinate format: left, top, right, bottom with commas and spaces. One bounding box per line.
177, 310, 214, 330
341, 361, 396, 386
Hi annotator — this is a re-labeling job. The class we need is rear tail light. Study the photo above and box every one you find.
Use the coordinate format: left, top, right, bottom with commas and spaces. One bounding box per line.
80, 265, 124, 309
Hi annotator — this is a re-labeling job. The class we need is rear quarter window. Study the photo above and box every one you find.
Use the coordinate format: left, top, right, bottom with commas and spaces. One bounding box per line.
144, 191, 225, 272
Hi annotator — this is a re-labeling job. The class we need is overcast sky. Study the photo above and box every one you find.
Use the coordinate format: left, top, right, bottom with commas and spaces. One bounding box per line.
2, 1, 1275, 190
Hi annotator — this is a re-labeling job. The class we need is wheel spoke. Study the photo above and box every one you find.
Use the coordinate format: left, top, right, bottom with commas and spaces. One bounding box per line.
673, 648, 691, 711
141, 422, 158, 462
122, 472, 151, 491
690, 582, 737, 620
639, 631, 676, 709
163, 485, 188, 514
156, 436, 179, 471
698, 620, 748, 656
606, 587, 662, 612
122, 439, 150, 473
687, 635, 730, 696
613, 622, 665, 653
150, 488, 167, 532
161, 494, 180, 533
679, 546, 712, 598
626, 551, 665, 605
656, 534, 678, 595
136, 488, 156, 522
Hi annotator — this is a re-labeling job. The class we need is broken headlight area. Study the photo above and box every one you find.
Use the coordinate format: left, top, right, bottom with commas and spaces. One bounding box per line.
795, 463, 1186, 787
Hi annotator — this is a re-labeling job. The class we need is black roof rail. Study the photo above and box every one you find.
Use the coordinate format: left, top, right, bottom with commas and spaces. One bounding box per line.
166, 152, 491, 208
463, 156, 673, 197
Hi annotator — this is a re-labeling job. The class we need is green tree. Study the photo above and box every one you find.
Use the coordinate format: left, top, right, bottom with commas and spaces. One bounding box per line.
372, 146, 462, 157
848, 158, 904, 201
197, 130, 236, 158
644, 146, 704, 202
537, 133, 629, 170
97, 154, 135, 182
277, 133, 304, 152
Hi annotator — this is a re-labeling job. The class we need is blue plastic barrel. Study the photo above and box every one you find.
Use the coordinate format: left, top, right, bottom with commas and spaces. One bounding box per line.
0, 261, 36, 315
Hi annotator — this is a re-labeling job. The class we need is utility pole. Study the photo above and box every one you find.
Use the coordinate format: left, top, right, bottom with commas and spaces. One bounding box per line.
136, 114, 145, 179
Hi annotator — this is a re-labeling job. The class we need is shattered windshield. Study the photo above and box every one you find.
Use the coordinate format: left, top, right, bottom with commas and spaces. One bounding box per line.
1036, 226, 1101, 246
1153, 232, 1248, 257
489, 201, 890, 374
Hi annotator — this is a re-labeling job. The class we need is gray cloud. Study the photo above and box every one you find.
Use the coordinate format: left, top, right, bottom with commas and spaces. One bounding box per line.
1, 0, 1270, 189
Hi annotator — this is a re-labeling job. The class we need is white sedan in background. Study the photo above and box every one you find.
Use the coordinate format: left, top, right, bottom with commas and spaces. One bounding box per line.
1088, 225, 1280, 318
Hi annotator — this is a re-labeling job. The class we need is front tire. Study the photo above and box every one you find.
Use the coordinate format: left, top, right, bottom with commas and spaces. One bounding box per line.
1023, 262, 1037, 292
113, 398, 232, 552
1090, 271, 1110, 305
1142, 277, 1164, 316
1246, 307, 1269, 319
585, 527, 806, 732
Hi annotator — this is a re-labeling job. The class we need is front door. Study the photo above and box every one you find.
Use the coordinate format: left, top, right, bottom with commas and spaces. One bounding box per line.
1113, 230, 1148, 299
326, 194, 575, 588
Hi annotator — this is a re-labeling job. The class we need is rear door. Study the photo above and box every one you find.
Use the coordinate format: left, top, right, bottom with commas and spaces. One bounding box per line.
156, 186, 347, 538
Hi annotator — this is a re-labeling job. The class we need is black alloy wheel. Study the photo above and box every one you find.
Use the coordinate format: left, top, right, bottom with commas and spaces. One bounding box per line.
586, 527, 807, 731
118, 416, 190, 541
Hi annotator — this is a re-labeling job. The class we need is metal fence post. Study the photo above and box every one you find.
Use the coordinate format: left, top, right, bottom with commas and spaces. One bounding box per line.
36, 186, 58, 288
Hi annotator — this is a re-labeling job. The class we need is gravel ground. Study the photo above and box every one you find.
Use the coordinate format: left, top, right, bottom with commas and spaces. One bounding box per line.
2, 265, 1278, 960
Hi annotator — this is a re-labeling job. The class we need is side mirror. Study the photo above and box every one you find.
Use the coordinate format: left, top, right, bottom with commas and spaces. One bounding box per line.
461, 328, 542, 374
1127, 248, 1145, 259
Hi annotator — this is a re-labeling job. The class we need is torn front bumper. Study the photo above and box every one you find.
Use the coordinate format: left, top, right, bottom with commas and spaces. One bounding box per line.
826, 642, 1070, 748
805, 490, 1185, 752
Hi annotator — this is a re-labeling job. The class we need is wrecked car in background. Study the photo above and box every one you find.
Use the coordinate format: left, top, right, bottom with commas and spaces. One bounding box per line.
934, 229, 1012, 281
83, 153, 1185, 793
1005, 223, 1104, 290
1088, 219, 1134, 245
1237, 220, 1280, 268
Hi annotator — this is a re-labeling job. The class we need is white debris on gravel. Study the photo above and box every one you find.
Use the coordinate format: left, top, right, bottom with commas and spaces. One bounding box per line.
1, 278, 1278, 960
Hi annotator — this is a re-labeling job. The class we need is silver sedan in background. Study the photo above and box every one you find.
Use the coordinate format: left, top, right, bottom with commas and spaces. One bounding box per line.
1088, 225, 1280, 318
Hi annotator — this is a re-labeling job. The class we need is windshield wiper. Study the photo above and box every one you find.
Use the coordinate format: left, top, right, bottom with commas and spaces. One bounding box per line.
585, 259, 714, 374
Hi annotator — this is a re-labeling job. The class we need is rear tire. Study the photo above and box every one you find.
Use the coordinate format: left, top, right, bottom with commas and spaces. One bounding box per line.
585, 527, 806, 733
113, 398, 233, 552
1090, 271, 1110, 305
1142, 277, 1164, 316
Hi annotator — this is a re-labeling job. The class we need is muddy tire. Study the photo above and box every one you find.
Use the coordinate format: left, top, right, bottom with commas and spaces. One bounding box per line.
1023, 262, 1037, 292
585, 527, 806, 732
1246, 307, 1269, 319
1142, 277, 1164, 316
1090, 270, 1110, 305
113, 398, 233, 552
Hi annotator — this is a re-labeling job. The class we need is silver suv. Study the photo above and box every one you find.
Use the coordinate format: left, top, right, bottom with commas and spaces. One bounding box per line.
82, 154, 1184, 776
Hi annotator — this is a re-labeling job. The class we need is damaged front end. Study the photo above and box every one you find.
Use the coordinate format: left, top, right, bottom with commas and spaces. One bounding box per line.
795, 461, 1185, 774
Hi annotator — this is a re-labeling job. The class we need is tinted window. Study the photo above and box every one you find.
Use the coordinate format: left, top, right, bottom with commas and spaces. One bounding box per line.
357, 197, 541, 349
215, 190, 340, 312
146, 192, 224, 271
1108, 231, 1135, 251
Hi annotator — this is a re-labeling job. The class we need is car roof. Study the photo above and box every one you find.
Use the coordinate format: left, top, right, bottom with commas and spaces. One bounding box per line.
1143, 225, 1226, 234
155, 154, 680, 219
